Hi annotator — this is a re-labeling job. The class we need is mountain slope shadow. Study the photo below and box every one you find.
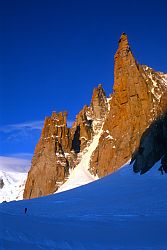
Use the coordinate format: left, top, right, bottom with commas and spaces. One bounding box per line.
131, 111, 167, 174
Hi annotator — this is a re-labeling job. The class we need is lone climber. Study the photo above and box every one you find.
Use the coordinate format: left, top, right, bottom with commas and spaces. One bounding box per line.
158, 166, 164, 175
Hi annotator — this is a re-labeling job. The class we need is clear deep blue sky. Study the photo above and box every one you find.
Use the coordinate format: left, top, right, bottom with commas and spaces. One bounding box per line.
0, 0, 167, 158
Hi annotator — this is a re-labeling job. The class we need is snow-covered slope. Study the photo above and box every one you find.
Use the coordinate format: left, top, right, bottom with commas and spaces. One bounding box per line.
56, 122, 102, 193
0, 156, 30, 202
0, 171, 27, 203
1, 161, 167, 249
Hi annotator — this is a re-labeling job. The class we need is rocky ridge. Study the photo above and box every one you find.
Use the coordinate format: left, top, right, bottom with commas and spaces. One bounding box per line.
24, 84, 108, 199
24, 33, 167, 199
89, 33, 167, 177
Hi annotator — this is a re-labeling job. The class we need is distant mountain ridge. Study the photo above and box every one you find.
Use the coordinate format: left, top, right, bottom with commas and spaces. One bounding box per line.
23, 33, 167, 199
0, 156, 30, 202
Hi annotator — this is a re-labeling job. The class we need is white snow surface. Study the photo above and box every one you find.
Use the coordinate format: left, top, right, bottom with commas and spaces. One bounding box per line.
0, 156, 30, 202
56, 125, 101, 193
0, 171, 27, 203
1, 161, 167, 249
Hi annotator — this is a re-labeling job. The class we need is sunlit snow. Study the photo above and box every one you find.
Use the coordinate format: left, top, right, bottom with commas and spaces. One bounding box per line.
0, 156, 30, 202
1, 161, 167, 249
56, 123, 102, 193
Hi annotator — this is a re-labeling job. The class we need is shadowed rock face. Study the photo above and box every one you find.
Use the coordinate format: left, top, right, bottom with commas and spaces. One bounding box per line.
24, 33, 167, 199
89, 33, 167, 177
70, 84, 108, 152
24, 85, 108, 199
131, 111, 167, 174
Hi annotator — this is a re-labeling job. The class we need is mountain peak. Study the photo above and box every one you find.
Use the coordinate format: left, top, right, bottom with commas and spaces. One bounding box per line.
114, 33, 131, 64
23, 35, 167, 200
90, 34, 167, 178
118, 32, 129, 47
120, 32, 128, 39
97, 83, 103, 89
90, 84, 108, 120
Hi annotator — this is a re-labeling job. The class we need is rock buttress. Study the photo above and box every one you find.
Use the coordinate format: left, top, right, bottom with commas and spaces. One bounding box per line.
89, 33, 167, 177
71, 84, 108, 153
24, 85, 108, 199
23, 112, 72, 199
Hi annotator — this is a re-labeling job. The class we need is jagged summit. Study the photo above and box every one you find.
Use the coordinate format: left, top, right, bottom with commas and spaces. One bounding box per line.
119, 32, 128, 43
24, 84, 108, 199
23, 34, 167, 199
119, 32, 130, 49
90, 83, 108, 120
90, 34, 167, 177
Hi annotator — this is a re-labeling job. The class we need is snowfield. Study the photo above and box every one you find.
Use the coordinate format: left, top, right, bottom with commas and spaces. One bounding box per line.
0, 171, 27, 203
0, 156, 30, 202
1, 161, 167, 250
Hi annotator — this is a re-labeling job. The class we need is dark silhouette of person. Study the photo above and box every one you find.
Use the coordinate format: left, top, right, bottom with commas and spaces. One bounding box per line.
158, 166, 164, 175
25, 208, 27, 214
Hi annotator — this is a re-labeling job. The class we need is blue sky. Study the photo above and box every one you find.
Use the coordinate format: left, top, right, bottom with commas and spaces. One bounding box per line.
0, 0, 167, 159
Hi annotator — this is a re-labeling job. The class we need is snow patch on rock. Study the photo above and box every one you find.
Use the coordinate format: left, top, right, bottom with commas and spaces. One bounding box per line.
56, 125, 104, 193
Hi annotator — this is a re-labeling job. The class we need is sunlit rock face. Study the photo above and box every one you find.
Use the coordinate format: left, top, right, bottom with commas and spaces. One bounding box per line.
24, 33, 167, 199
89, 33, 167, 177
24, 85, 108, 199
23, 112, 72, 199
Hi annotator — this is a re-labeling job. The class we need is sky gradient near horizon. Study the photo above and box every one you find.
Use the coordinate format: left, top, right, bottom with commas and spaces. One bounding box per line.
1, 0, 167, 159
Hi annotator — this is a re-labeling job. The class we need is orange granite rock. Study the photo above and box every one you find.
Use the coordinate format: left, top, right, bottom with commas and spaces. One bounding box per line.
89, 33, 167, 177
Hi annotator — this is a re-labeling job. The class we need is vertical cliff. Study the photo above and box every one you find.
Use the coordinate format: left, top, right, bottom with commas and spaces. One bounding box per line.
89, 33, 167, 177
24, 85, 108, 199
24, 33, 167, 199
23, 112, 72, 198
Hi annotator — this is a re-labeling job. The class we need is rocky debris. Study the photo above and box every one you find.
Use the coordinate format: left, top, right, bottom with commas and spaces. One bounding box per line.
24, 85, 108, 199
89, 33, 167, 177
131, 111, 167, 174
